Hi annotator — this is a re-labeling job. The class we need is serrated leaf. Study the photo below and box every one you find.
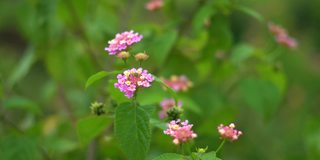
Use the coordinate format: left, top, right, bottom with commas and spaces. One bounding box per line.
76, 116, 110, 145
140, 105, 156, 116
152, 153, 187, 160
115, 103, 151, 160
85, 70, 121, 89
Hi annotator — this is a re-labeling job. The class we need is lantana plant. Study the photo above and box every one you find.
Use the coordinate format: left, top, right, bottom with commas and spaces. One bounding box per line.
83, 30, 243, 160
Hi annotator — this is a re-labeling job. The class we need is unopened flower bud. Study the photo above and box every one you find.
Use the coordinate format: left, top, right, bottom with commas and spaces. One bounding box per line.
90, 102, 105, 116
117, 51, 130, 59
135, 52, 149, 61
167, 106, 183, 121
196, 147, 208, 154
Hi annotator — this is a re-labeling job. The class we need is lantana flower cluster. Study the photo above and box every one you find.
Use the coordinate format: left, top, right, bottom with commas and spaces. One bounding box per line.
159, 98, 182, 119
217, 123, 242, 141
268, 22, 297, 49
164, 119, 197, 145
163, 75, 193, 92
105, 30, 143, 55
145, 0, 164, 11
114, 68, 154, 98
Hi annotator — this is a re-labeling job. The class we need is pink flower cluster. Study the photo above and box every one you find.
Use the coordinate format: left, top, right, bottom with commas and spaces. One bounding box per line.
164, 119, 197, 145
163, 75, 193, 92
114, 68, 154, 98
105, 30, 143, 55
159, 99, 182, 119
145, 0, 163, 11
217, 123, 242, 141
268, 22, 297, 49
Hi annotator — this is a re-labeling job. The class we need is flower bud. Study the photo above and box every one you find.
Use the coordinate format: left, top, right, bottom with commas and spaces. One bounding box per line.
90, 102, 105, 116
117, 51, 130, 59
135, 52, 149, 61
196, 147, 208, 154
166, 106, 183, 121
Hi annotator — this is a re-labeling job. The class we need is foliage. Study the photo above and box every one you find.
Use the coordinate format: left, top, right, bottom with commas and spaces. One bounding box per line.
0, 0, 320, 160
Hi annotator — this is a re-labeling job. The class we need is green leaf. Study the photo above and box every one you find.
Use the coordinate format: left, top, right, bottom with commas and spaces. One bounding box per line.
200, 151, 221, 160
230, 44, 254, 65
0, 135, 41, 160
76, 116, 111, 145
140, 105, 156, 116
85, 70, 121, 89
152, 153, 187, 160
239, 77, 281, 116
150, 118, 167, 130
236, 5, 264, 23
192, 5, 215, 33
148, 30, 178, 67
3, 96, 41, 115
8, 46, 36, 88
206, 16, 232, 51
115, 103, 151, 160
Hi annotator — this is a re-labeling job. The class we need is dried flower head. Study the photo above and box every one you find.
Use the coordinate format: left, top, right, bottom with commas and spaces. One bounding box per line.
105, 30, 143, 55
162, 75, 193, 92
114, 68, 154, 98
145, 0, 163, 11
217, 123, 242, 141
135, 52, 149, 61
268, 22, 298, 49
117, 51, 130, 59
164, 119, 197, 145
159, 98, 182, 119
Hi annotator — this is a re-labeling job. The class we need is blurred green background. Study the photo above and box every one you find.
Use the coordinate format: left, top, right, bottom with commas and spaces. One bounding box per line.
1, 0, 320, 159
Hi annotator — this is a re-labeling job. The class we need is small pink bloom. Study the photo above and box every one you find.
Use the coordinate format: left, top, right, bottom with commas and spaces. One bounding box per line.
162, 75, 193, 92
268, 22, 298, 49
145, 0, 163, 11
159, 99, 182, 119
217, 123, 242, 141
164, 119, 197, 145
114, 68, 154, 98
276, 34, 298, 49
105, 30, 143, 55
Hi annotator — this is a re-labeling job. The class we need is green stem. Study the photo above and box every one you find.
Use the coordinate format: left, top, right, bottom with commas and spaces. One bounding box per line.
179, 143, 185, 155
132, 89, 139, 107
215, 139, 226, 154
123, 59, 127, 65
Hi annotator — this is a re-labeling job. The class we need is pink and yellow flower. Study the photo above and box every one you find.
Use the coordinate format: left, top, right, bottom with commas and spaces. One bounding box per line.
105, 30, 143, 55
114, 68, 154, 98
162, 75, 193, 92
164, 119, 197, 144
217, 123, 242, 141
